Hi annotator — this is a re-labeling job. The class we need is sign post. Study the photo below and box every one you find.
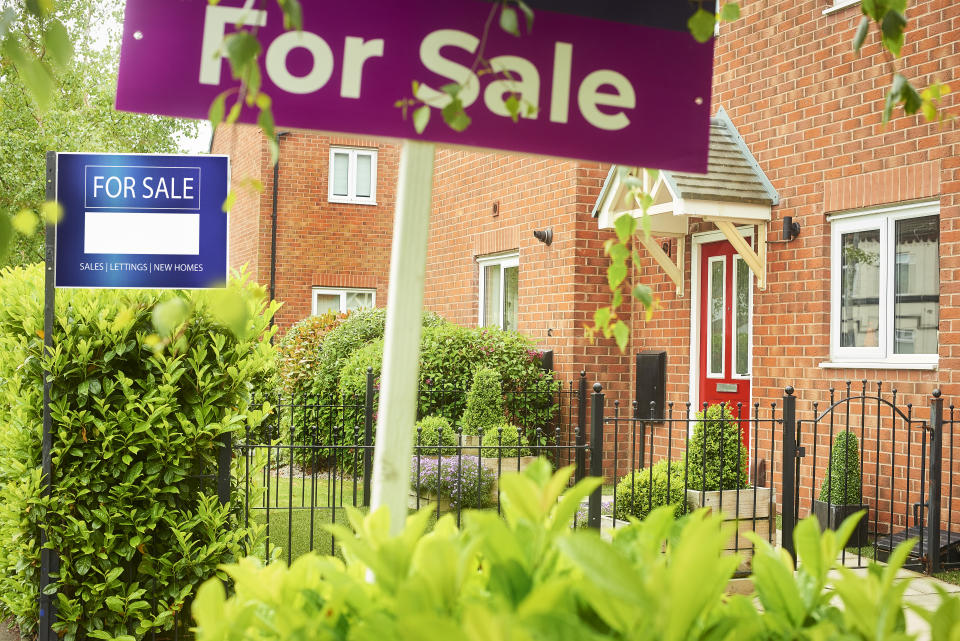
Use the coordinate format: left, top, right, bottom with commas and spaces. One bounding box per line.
38, 153, 229, 637
115, 0, 715, 534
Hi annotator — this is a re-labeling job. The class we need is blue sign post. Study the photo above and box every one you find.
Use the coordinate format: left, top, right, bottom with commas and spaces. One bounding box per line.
55, 153, 229, 289
38, 152, 229, 641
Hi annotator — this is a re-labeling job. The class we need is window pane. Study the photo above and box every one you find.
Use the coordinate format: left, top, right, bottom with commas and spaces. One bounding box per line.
345, 291, 373, 311
355, 153, 373, 198
483, 265, 501, 327
314, 294, 340, 315
502, 266, 518, 332
332, 152, 349, 197
735, 259, 750, 376
709, 259, 724, 375
839, 229, 881, 348
894, 216, 938, 354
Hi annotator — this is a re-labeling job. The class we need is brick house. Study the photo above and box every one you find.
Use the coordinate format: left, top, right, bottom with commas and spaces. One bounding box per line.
215, 1, 958, 515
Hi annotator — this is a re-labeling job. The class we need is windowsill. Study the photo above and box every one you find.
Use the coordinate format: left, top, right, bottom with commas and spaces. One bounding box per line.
328, 198, 378, 206
819, 360, 938, 371
823, 0, 860, 15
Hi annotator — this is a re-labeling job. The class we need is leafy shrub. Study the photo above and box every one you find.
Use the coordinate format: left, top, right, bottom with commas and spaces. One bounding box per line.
274, 311, 349, 396
461, 367, 504, 435
685, 403, 749, 491
415, 416, 457, 456
0, 265, 275, 640
409, 456, 495, 509
336, 323, 559, 439
614, 459, 687, 521
819, 431, 862, 505
480, 423, 531, 457
193, 461, 933, 641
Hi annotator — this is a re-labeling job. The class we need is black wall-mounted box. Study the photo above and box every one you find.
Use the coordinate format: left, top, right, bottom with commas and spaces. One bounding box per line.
635, 350, 667, 420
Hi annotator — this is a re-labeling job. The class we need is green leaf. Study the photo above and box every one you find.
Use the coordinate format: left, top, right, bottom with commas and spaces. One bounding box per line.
631, 284, 654, 309
12, 209, 37, 236
0, 8, 16, 41
607, 260, 627, 290
499, 6, 520, 36
720, 3, 740, 22
43, 19, 73, 70
441, 98, 471, 132
208, 90, 229, 130
413, 105, 431, 134
687, 7, 716, 43
517, 1, 535, 31
612, 321, 630, 352
223, 32, 261, 79
152, 298, 189, 337
614, 213, 637, 243
280, 0, 303, 30
880, 9, 907, 57
593, 307, 611, 333
4, 38, 55, 112
853, 16, 870, 51
505, 94, 521, 122
222, 190, 237, 213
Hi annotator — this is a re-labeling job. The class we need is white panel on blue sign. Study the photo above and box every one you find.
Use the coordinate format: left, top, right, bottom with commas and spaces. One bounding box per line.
55, 153, 229, 289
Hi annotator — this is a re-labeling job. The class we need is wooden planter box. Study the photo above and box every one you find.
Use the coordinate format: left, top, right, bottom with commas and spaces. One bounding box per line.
687, 487, 774, 571
813, 500, 869, 547
408, 490, 453, 513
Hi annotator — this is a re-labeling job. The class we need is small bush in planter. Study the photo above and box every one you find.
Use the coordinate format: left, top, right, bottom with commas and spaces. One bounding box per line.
479, 423, 531, 458
415, 415, 457, 456
819, 431, 862, 505
409, 456, 496, 509
614, 459, 686, 521
460, 367, 504, 435
685, 403, 749, 492
815, 431, 867, 546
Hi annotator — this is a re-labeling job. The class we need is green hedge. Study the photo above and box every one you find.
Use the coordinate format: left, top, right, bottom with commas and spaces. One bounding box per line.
819, 431, 862, 505
337, 322, 558, 436
274, 310, 349, 397
614, 459, 687, 521
0, 265, 276, 640
684, 404, 749, 492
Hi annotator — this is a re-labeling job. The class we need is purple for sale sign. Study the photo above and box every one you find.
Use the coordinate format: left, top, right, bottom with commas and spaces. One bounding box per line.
116, 0, 713, 172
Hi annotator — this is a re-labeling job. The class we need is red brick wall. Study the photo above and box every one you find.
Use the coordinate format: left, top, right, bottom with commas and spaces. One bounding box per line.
213, 125, 398, 330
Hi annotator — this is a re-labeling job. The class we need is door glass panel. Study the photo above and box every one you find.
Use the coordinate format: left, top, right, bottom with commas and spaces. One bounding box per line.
502, 266, 518, 331
332, 153, 350, 197
314, 294, 340, 315
355, 153, 373, 198
894, 215, 938, 354
735, 259, 750, 376
345, 291, 373, 310
483, 265, 501, 327
839, 229, 881, 347
709, 259, 724, 375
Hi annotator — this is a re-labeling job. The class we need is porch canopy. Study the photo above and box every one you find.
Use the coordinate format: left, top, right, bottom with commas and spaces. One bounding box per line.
593, 108, 779, 295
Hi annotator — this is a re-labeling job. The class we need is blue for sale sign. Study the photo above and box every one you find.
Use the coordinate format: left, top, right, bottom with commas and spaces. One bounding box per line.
55, 153, 229, 289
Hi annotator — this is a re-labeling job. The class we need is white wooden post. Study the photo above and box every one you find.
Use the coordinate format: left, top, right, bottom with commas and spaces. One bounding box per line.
370, 140, 435, 534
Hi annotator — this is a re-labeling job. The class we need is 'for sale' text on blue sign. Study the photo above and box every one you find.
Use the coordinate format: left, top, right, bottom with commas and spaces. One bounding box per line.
55, 153, 229, 289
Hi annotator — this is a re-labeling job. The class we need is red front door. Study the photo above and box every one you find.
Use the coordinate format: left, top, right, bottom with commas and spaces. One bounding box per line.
699, 240, 752, 442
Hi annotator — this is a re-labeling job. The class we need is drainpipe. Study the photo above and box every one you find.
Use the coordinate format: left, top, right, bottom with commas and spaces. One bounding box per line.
269, 132, 290, 324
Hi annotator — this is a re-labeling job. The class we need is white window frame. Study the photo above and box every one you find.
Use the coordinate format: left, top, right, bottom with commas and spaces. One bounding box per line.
823, 0, 860, 15
731, 255, 753, 380
328, 146, 377, 205
828, 201, 939, 368
706, 255, 726, 379
477, 251, 519, 330
311, 287, 376, 315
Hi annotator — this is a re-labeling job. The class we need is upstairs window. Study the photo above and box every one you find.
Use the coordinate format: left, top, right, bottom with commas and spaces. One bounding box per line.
478, 252, 518, 332
328, 147, 377, 205
830, 202, 939, 366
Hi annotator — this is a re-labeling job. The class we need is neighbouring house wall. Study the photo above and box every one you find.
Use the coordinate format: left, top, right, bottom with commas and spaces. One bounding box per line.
627, 0, 959, 522
213, 125, 398, 330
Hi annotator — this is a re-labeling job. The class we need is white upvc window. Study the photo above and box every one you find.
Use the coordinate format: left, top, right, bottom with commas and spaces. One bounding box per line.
732, 255, 753, 379
706, 255, 726, 378
477, 252, 519, 332
328, 146, 377, 205
312, 287, 376, 315
829, 201, 939, 367
824, 0, 860, 14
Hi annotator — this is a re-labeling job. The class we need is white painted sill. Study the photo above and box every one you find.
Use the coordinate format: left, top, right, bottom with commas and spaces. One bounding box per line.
328, 196, 377, 206
823, 0, 860, 15
819, 360, 938, 371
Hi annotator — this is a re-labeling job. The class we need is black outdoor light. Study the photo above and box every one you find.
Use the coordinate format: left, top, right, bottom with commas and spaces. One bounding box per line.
782, 216, 801, 241
533, 228, 553, 246
768, 216, 801, 244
